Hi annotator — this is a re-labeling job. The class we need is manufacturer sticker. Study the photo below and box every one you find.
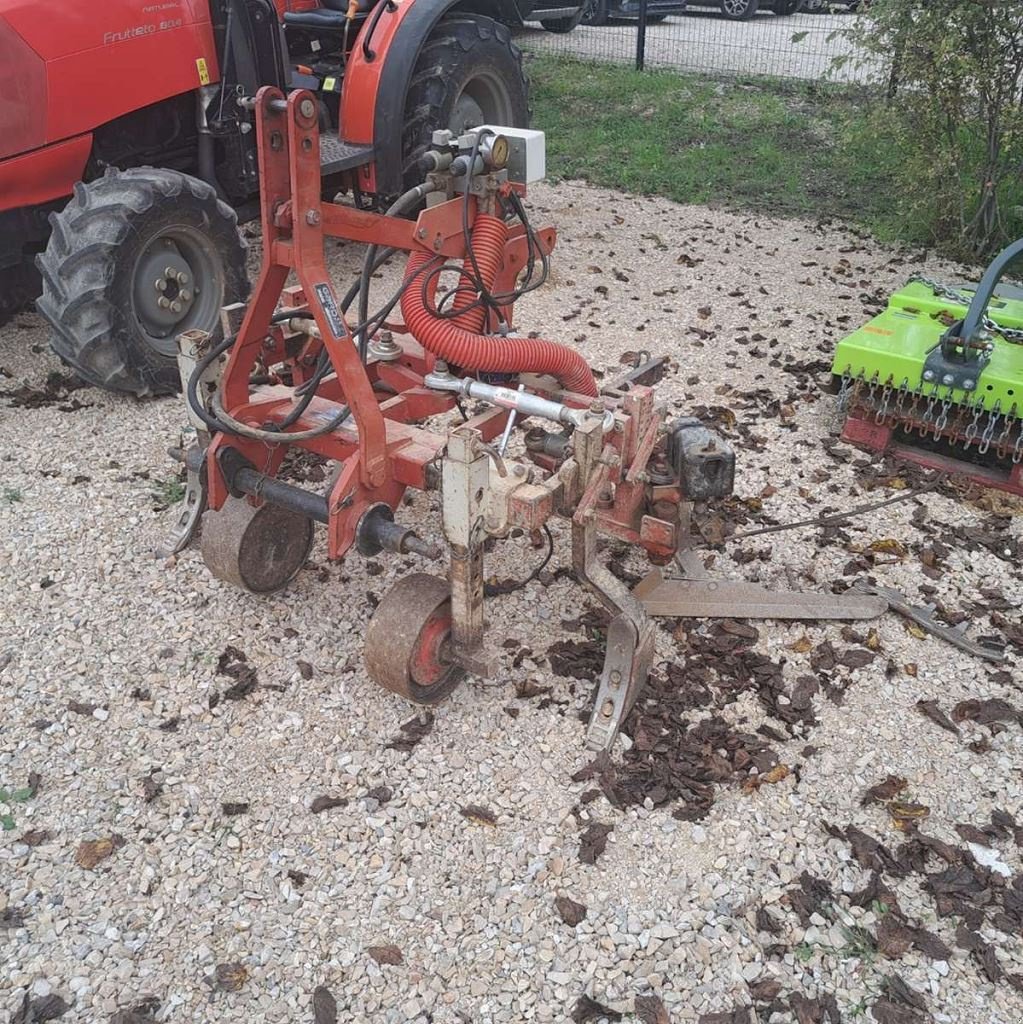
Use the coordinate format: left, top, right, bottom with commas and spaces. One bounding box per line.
314, 283, 345, 338
196, 57, 210, 86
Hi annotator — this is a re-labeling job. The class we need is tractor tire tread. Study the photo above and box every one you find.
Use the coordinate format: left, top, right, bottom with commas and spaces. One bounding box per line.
35, 166, 247, 397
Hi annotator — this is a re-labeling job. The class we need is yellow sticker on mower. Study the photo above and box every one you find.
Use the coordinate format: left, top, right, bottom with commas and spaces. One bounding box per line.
196, 57, 210, 86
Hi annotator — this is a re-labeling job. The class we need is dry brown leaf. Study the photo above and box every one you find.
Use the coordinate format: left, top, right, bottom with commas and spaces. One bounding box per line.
866, 629, 882, 651
555, 895, 588, 927
75, 835, 124, 869
905, 623, 927, 640
634, 994, 670, 1024
743, 764, 790, 793
20, 829, 52, 847
861, 775, 907, 806
869, 538, 908, 557
888, 801, 930, 830
460, 804, 498, 827
310, 795, 347, 814
366, 944, 403, 966
905, 663, 918, 677
787, 635, 813, 654
312, 985, 337, 1024
214, 962, 248, 992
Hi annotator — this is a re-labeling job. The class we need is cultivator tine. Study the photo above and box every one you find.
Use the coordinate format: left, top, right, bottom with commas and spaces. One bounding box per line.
964, 397, 984, 448
996, 404, 1018, 458
874, 375, 895, 424
893, 378, 910, 420
979, 401, 1002, 454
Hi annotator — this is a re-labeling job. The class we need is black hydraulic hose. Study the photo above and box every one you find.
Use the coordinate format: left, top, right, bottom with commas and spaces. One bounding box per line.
276, 247, 399, 429
358, 183, 438, 361
185, 310, 316, 436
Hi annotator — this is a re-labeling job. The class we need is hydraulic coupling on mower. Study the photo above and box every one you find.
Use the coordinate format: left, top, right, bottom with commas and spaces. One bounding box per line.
170, 87, 735, 751
831, 238, 1023, 495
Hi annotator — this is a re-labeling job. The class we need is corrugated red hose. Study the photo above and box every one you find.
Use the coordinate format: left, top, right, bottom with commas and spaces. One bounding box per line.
401, 212, 597, 396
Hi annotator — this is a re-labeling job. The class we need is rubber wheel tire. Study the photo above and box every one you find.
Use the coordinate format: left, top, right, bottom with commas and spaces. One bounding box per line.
582, 0, 610, 26
804, 0, 824, 10
720, 0, 758, 18
401, 15, 529, 191
0, 261, 41, 328
541, 9, 585, 31
36, 167, 249, 397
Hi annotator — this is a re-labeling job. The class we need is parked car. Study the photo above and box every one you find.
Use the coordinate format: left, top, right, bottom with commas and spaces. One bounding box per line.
581, 0, 688, 27
684, 0, 804, 20
532, 0, 589, 31
804, 0, 863, 11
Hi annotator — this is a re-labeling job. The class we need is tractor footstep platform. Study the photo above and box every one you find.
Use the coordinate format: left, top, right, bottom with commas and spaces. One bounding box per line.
320, 138, 374, 176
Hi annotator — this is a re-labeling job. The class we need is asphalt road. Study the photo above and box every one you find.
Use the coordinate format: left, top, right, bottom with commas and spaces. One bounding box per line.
519, 10, 880, 84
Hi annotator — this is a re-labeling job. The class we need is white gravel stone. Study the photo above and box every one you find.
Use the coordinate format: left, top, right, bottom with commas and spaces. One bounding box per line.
1, 180, 1021, 1024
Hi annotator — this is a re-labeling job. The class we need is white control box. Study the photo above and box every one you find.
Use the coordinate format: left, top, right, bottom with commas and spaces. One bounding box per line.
477, 125, 546, 184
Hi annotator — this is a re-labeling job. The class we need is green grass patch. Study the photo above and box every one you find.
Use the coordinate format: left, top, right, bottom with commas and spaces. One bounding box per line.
528, 56, 945, 247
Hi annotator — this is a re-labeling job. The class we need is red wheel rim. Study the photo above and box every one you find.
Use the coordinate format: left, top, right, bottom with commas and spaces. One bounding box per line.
410, 603, 453, 688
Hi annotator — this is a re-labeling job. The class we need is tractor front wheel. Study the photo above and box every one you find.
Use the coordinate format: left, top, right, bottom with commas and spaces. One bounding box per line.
401, 15, 529, 189
36, 168, 249, 397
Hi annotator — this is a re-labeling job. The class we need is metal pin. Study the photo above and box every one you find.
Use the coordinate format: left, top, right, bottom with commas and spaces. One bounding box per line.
496, 383, 525, 456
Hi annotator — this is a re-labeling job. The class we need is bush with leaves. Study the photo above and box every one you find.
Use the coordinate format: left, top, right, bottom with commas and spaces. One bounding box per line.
839, 0, 1023, 259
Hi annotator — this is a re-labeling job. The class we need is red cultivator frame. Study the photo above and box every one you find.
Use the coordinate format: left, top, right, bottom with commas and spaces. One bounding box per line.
173, 87, 736, 750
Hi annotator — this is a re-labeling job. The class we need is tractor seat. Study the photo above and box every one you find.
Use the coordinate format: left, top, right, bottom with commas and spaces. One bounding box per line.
283, 0, 372, 29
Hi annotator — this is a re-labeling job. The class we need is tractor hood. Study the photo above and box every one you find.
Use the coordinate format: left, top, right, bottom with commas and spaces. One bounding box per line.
0, 6, 47, 158
0, 1, 218, 157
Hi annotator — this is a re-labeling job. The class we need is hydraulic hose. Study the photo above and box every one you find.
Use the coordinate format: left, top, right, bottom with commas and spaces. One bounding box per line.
401, 212, 597, 396
357, 182, 437, 359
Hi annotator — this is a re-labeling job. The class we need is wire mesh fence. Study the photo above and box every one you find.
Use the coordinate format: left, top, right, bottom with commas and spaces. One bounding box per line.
517, 2, 883, 86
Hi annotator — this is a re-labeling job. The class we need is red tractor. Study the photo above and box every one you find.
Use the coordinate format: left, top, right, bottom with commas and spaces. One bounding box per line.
0, 0, 560, 396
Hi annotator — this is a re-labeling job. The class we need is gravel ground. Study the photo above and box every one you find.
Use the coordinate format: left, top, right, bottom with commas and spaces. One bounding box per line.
518, 11, 879, 83
2, 181, 1023, 1024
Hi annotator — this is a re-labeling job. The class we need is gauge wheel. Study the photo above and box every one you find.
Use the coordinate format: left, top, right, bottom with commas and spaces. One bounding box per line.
365, 573, 466, 704
200, 496, 314, 594
36, 167, 248, 396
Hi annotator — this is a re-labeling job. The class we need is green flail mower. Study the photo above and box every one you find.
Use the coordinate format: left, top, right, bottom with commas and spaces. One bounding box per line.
830, 238, 1023, 496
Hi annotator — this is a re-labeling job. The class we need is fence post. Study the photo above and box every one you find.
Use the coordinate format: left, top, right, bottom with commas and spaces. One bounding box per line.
636, 0, 648, 72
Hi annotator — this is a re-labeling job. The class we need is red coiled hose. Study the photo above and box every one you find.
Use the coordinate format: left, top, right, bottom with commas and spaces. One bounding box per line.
401, 212, 597, 396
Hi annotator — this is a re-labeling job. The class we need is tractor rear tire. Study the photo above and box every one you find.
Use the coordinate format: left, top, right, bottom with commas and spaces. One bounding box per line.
0, 261, 40, 328
36, 167, 249, 397
401, 15, 529, 191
